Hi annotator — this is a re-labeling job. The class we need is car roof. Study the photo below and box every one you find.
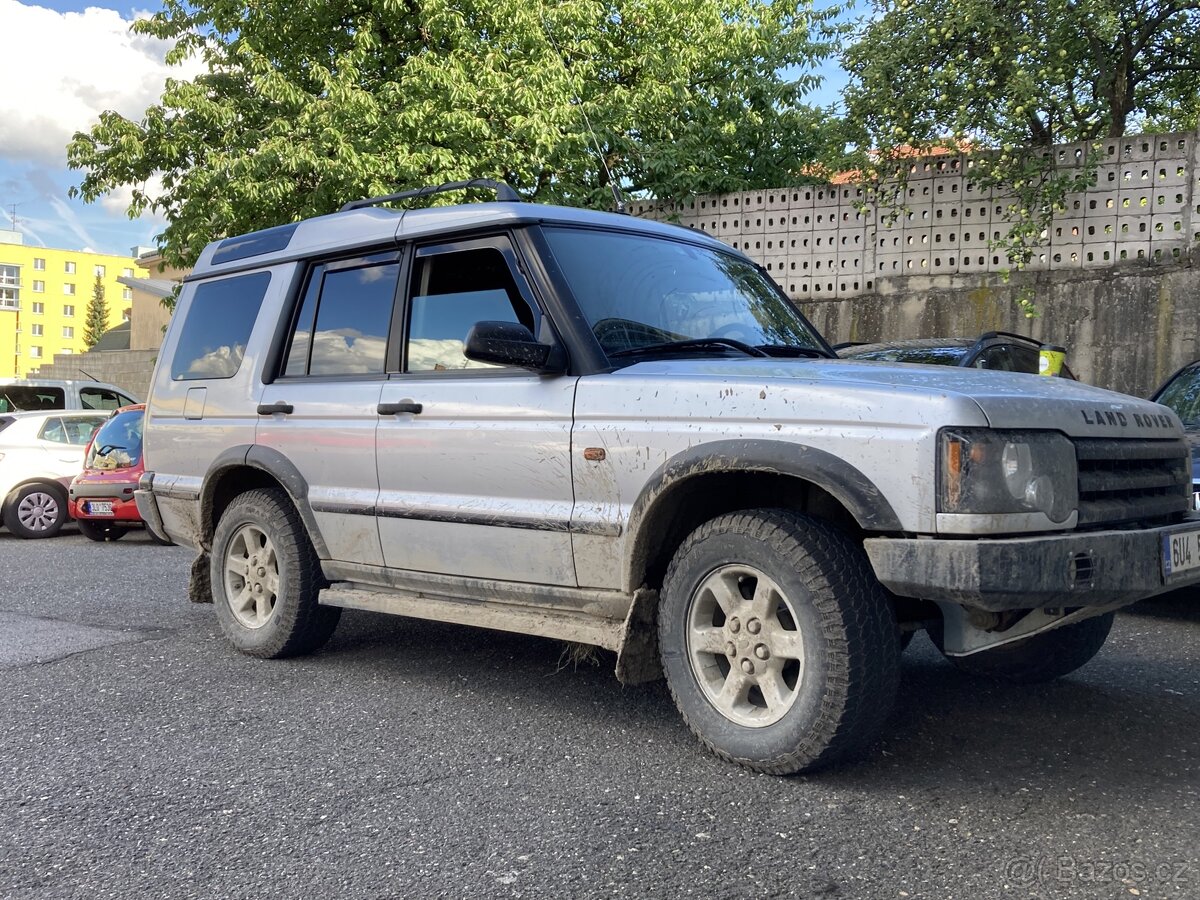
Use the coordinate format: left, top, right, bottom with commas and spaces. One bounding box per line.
2, 410, 112, 420
191, 201, 735, 279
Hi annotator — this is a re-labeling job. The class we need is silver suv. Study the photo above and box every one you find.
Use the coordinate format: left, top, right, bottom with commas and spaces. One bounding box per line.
137, 180, 1200, 773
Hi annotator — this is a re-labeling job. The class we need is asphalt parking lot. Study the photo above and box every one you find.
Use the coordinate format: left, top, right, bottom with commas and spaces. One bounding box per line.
1, 530, 1198, 899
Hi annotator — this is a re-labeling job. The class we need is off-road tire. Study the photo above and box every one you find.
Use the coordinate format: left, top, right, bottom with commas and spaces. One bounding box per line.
4, 482, 68, 539
76, 519, 127, 542
210, 488, 339, 658
939, 612, 1114, 684
658, 509, 900, 774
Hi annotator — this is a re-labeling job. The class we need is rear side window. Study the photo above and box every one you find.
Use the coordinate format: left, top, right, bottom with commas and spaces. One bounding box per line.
39, 416, 105, 445
171, 272, 271, 380
0, 385, 65, 411
282, 258, 399, 377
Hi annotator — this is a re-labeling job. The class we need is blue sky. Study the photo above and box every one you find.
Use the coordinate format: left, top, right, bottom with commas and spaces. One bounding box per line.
0, 0, 852, 259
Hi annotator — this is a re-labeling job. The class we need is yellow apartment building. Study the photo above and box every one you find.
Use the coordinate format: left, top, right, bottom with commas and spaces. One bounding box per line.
0, 228, 139, 378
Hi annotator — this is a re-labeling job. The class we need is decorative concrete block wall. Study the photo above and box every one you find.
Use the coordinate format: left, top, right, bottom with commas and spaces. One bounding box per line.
632, 129, 1199, 301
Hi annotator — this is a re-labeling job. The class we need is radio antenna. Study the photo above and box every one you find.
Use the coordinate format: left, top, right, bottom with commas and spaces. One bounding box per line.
541, 20, 627, 214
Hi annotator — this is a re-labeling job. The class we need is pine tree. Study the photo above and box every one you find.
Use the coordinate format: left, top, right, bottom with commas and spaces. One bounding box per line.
84, 274, 109, 349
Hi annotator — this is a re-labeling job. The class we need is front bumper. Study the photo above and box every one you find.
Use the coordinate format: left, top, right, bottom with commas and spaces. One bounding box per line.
865, 516, 1200, 611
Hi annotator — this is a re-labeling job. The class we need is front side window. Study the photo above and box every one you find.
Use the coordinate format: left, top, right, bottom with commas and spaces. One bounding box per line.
282, 258, 397, 377
171, 272, 271, 380
543, 227, 825, 359
80, 387, 124, 410
405, 245, 536, 372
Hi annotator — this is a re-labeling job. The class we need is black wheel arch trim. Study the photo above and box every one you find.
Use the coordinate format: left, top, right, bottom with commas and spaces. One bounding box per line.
624, 439, 902, 590
201, 444, 331, 559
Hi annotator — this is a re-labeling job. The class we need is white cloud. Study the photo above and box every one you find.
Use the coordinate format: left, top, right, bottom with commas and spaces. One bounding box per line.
0, 1, 203, 166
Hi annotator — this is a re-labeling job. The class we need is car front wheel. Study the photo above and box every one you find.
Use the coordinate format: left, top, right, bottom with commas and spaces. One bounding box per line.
4, 483, 68, 539
210, 488, 340, 658
658, 509, 900, 774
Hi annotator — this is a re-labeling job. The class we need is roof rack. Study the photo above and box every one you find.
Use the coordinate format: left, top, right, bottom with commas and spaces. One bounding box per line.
340, 179, 522, 212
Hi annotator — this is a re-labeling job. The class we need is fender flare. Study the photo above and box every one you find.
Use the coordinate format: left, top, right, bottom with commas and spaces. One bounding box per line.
623, 439, 901, 591
201, 444, 331, 559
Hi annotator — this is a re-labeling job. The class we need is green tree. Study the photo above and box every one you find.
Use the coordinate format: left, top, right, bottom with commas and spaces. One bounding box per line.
69, 0, 845, 276
84, 275, 109, 349
839, 0, 1200, 287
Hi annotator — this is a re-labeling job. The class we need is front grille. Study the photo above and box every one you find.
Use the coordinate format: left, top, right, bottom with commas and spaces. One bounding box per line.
1074, 438, 1190, 528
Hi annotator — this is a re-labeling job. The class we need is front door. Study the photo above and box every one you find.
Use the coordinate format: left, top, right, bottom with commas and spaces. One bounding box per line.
376, 235, 578, 586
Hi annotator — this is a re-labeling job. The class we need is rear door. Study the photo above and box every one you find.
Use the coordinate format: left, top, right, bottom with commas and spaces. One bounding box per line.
375, 235, 578, 585
255, 252, 402, 568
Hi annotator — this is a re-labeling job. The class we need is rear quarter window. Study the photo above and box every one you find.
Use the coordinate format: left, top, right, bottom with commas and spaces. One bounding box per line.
171, 272, 271, 380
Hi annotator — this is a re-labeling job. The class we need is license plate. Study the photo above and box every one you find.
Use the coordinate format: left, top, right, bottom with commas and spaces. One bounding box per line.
85, 501, 114, 517
1162, 528, 1200, 578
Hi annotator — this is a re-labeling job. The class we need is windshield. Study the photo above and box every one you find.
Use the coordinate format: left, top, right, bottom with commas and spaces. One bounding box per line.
543, 227, 827, 359
84, 408, 144, 470
1156, 365, 1200, 428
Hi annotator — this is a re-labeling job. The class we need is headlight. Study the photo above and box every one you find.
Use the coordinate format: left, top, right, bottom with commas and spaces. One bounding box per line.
938, 428, 1077, 524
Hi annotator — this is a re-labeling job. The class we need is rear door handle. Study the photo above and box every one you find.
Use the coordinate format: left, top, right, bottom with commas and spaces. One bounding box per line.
257, 402, 294, 415
377, 400, 423, 415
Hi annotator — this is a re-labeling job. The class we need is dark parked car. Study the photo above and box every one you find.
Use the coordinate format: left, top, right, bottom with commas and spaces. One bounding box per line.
1151, 360, 1200, 509
837, 332, 1076, 378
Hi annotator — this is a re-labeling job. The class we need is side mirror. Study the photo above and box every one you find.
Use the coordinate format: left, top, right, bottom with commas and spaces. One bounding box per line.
464, 321, 566, 373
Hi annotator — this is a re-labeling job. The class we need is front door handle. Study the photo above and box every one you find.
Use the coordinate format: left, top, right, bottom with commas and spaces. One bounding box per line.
377, 400, 423, 415
256, 402, 294, 415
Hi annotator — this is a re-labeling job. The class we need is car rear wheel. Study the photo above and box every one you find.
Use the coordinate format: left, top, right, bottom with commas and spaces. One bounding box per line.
211, 487, 340, 658
4, 483, 68, 539
76, 519, 127, 542
658, 509, 900, 774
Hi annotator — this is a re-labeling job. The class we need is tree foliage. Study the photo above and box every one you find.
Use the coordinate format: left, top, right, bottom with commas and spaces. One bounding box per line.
69, 0, 844, 269
84, 275, 109, 349
840, 0, 1200, 290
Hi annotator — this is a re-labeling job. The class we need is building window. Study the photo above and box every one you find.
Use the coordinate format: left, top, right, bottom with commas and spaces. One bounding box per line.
29, 346, 42, 358
63, 304, 75, 317
33, 257, 45, 271
121, 267, 133, 277
61, 348, 73, 356
30, 324, 43, 336
63, 284, 75, 296
122, 288, 133, 300
0, 264, 18, 287
64, 261, 76, 274
0, 265, 18, 310
62, 326, 74, 338
33, 280, 44, 293
31, 302, 43, 314
94, 264, 106, 277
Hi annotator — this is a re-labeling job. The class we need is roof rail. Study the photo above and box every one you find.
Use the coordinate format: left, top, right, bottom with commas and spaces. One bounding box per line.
340, 179, 522, 212
977, 330, 1040, 345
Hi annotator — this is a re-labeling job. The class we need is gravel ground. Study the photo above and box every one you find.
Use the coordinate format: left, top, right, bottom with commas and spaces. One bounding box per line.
1, 529, 1197, 899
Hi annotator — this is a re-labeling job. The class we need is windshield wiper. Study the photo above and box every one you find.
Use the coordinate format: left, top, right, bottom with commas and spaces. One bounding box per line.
608, 338, 770, 359
754, 344, 833, 359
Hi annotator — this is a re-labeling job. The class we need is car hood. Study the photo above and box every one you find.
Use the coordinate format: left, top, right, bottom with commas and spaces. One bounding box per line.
615, 357, 1183, 439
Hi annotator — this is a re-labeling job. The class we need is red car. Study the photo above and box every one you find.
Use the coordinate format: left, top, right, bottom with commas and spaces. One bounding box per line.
69, 404, 170, 543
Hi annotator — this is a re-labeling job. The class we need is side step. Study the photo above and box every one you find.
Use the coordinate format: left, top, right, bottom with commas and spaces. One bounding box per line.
319, 584, 625, 651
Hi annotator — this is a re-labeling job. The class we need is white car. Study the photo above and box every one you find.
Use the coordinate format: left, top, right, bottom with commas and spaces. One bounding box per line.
0, 411, 108, 538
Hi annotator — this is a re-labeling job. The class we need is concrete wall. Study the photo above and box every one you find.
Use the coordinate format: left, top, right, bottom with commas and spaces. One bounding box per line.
30, 348, 158, 401
633, 127, 1200, 397
803, 247, 1200, 398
